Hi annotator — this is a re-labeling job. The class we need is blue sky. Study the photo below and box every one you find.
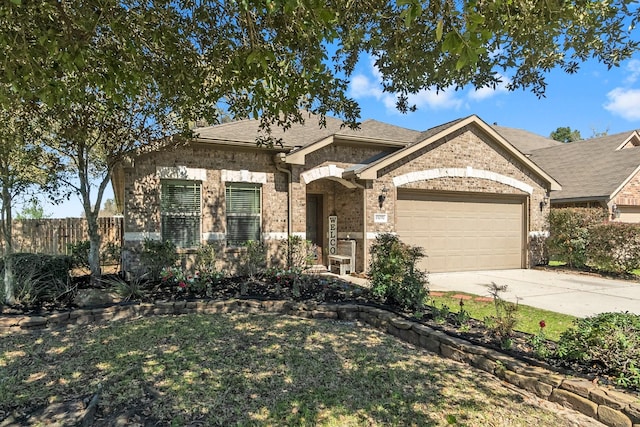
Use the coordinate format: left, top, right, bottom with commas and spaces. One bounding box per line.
40, 54, 640, 218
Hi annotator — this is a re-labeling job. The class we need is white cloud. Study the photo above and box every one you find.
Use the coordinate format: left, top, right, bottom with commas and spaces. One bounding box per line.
468, 75, 511, 101
625, 59, 640, 84
349, 57, 464, 113
604, 88, 640, 121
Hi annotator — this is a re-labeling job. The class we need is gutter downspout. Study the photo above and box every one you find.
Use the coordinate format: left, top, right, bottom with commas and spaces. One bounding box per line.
274, 153, 293, 263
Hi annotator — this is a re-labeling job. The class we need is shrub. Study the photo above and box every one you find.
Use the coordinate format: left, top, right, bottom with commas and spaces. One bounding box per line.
556, 312, 640, 389
483, 282, 519, 349
547, 208, 608, 268
0, 253, 73, 305
586, 223, 640, 274
239, 240, 267, 280
139, 239, 178, 280
67, 240, 91, 269
368, 233, 428, 312
67, 240, 122, 269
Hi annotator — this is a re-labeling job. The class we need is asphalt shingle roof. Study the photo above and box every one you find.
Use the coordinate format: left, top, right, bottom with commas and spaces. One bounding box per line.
528, 131, 640, 201
193, 113, 419, 149
491, 126, 563, 155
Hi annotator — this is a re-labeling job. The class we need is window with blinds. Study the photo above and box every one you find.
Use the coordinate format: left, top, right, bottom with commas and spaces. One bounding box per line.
226, 183, 261, 246
160, 180, 201, 248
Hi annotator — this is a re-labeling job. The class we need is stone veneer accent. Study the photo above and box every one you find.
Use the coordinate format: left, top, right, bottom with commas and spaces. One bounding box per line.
2, 302, 638, 427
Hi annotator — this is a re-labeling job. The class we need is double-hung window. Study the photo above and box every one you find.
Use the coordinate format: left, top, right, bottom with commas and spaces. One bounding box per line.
160, 180, 201, 248
226, 183, 261, 246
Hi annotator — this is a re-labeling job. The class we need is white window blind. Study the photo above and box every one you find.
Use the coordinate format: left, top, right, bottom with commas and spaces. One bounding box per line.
226, 183, 261, 246
161, 180, 201, 248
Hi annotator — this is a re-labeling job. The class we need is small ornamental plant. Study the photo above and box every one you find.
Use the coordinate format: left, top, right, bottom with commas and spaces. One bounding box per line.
160, 267, 201, 292
530, 319, 550, 358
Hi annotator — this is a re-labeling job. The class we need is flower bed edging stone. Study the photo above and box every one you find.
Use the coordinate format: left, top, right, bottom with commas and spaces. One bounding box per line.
2, 300, 639, 427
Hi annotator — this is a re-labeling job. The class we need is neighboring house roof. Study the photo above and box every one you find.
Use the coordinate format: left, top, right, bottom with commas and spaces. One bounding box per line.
491, 126, 563, 155
344, 114, 561, 191
528, 130, 640, 202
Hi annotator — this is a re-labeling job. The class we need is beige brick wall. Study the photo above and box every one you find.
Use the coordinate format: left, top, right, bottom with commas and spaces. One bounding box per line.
123, 124, 552, 274
122, 143, 289, 272
367, 125, 550, 268
613, 168, 640, 206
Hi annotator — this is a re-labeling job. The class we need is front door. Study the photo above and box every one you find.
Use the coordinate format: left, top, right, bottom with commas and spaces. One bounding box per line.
306, 194, 324, 263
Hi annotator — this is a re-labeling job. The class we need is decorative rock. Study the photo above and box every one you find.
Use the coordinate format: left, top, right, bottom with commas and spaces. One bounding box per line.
440, 343, 468, 363
389, 317, 413, 330
550, 389, 598, 418
73, 289, 120, 307
590, 388, 638, 411
561, 378, 598, 398
625, 402, 640, 424
598, 405, 632, 427
19, 316, 47, 328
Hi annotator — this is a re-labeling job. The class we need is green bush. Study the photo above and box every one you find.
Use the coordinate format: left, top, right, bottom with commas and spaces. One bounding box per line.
368, 233, 428, 312
67, 240, 91, 268
586, 223, 640, 274
556, 312, 640, 389
0, 253, 73, 305
547, 208, 608, 268
139, 239, 178, 280
67, 240, 122, 268
239, 240, 267, 280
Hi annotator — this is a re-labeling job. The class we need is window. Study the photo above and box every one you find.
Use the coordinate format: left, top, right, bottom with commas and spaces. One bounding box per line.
226, 183, 261, 246
161, 180, 201, 248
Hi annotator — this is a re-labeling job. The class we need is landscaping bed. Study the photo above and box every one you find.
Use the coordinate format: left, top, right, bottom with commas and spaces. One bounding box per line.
2, 272, 639, 397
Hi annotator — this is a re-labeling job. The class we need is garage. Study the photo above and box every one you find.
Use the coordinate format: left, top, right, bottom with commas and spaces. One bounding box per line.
617, 206, 640, 223
396, 190, 525, 273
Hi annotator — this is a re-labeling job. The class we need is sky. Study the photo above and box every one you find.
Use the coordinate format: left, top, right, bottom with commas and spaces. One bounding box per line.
38, 53, 640, 218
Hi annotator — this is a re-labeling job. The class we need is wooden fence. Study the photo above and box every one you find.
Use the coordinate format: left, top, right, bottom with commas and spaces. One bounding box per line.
0, 217, 123, 256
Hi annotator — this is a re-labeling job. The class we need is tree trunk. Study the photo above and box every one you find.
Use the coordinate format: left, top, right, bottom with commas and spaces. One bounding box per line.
87, 213, 102, 284
1, 186, 15, 304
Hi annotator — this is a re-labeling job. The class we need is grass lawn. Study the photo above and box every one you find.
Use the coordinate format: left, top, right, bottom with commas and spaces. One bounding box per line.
427, 291, 577, 341
0, 313, 585, 426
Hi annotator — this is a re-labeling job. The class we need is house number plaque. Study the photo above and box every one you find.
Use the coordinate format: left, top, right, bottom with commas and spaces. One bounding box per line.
328, 215, 337, 255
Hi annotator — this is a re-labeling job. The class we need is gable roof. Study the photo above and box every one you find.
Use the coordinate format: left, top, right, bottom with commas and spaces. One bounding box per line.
344, 115, 561, 191
528, 130, 640, 202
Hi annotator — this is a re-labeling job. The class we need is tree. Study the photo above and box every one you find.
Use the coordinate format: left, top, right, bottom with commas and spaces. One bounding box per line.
42, 89, 185, 281
2, 0, 639, 284
550, 127, 583, 143
15, 199, 51, 220
99, 198, 119, 217
0, 103, 51, 304
1, 1, 639, 130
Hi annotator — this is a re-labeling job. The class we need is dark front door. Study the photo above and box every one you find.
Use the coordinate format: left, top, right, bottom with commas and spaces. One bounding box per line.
306, 194, 324, 263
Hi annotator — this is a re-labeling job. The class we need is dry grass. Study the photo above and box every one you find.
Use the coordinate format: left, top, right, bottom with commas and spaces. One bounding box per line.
1, 313, 592, 426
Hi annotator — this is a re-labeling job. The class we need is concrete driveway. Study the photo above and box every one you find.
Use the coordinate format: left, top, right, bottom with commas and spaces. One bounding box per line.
429, 269, 640, 318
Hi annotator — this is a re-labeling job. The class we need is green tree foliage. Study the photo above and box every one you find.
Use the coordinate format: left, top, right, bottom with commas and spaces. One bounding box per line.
15, 199, 51, 220
2, 1, 639, 129
550, 126, 582, 143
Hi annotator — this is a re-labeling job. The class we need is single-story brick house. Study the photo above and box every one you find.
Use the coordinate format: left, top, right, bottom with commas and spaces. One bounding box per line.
112, 114, 560, 274
497, 128, 640, 222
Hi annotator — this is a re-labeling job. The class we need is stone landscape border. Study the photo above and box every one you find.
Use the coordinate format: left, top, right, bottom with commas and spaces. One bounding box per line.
2, 299, 639, 427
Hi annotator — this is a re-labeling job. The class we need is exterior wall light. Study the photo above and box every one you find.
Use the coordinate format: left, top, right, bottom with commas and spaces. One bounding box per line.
539, 196, 549, 211
611, 203, 621, 220
378, 186, 388, 208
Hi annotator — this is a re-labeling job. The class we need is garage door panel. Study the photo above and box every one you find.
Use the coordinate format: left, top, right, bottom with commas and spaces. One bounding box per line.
397, 191, 524, 273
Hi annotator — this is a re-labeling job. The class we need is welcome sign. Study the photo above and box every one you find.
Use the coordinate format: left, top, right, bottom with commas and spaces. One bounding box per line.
328, 215, 337, 255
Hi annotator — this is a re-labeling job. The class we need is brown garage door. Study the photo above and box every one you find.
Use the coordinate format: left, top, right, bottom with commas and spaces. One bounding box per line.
396, 191, 525, 273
